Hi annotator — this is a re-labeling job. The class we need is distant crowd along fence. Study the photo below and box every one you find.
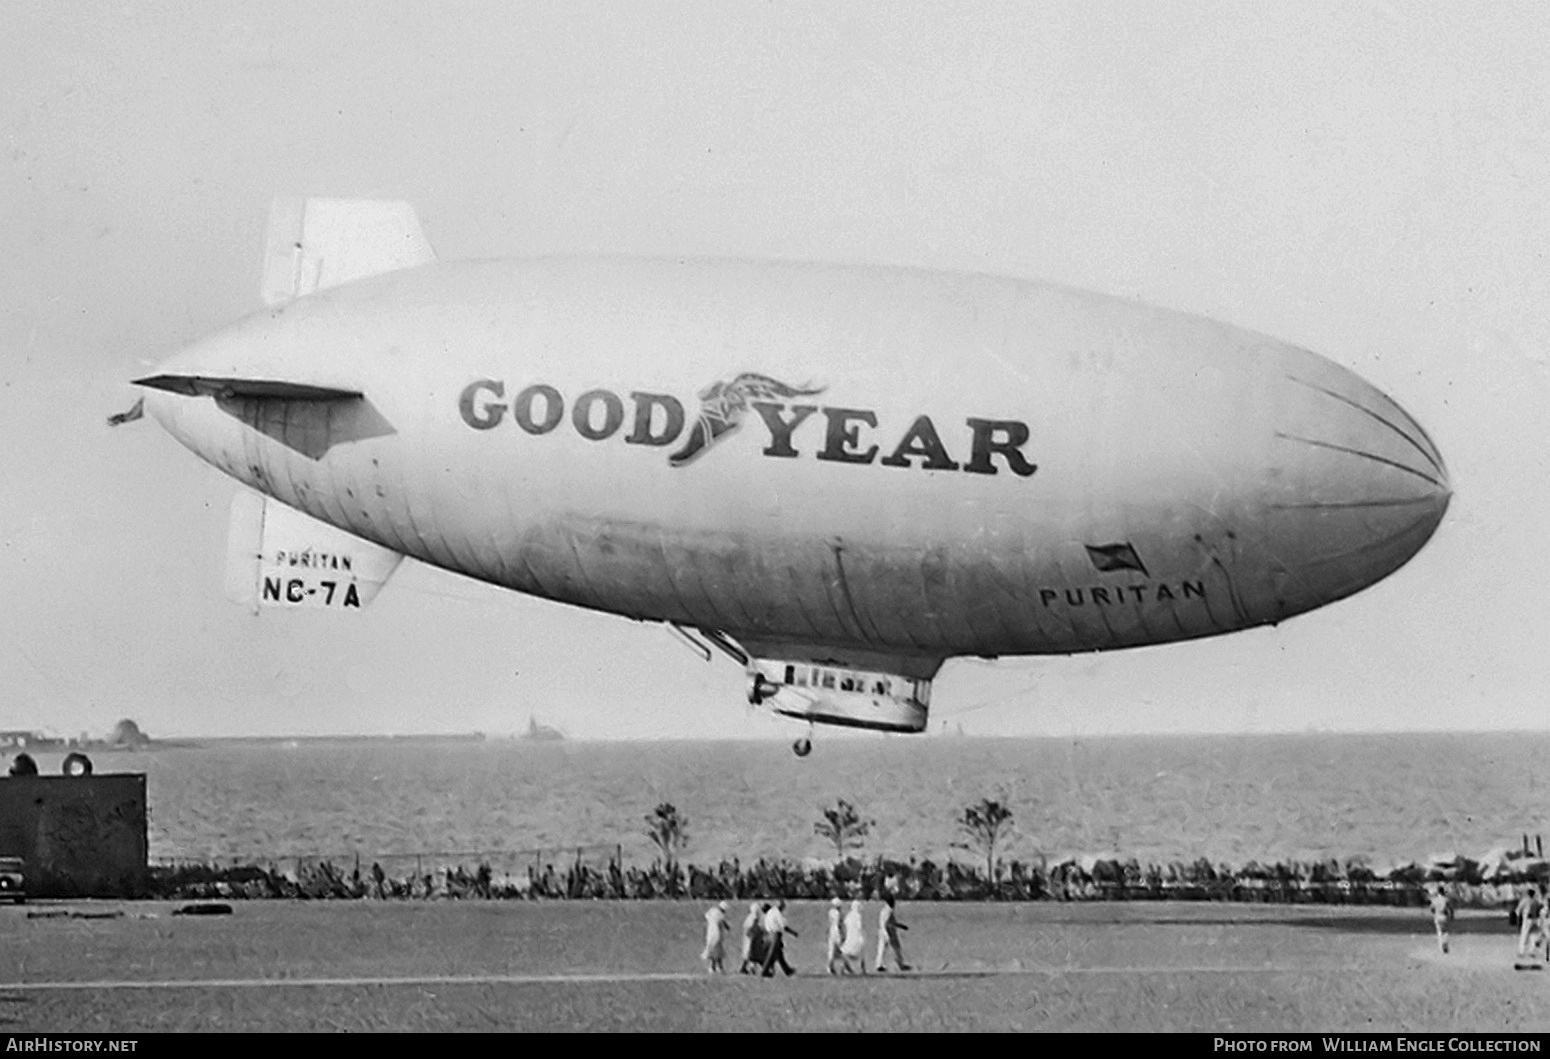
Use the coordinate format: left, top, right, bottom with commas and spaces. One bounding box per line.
148, 848, 1550, 907
156, 845, 626, 878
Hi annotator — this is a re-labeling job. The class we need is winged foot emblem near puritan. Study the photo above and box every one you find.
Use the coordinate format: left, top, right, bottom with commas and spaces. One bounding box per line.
669, 373, 825, 467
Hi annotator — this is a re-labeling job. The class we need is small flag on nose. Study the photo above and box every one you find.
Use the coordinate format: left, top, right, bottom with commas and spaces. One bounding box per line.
1085, 542, 1148, 577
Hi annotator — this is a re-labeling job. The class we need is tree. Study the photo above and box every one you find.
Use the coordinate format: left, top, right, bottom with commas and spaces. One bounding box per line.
644, 802, 689, 870
956, 798, 1015, 882
108, 719, 149, 748
814, 799, 873, 860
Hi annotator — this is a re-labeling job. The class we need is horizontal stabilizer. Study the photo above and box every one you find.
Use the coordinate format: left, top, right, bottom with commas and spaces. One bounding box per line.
133, 374, 361, 401
226, 491, 403, 611
261, 197, 435, 306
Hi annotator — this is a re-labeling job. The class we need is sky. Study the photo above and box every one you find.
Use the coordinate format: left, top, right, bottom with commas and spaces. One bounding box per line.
2, 2, 1546, 740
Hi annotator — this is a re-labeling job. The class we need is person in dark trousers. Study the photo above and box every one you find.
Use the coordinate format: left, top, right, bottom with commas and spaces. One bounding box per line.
875, 894, 912, 972
761, 898, 798, 977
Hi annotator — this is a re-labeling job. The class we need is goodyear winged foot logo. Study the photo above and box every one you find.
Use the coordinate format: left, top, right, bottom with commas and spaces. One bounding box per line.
669, 373, 826, 467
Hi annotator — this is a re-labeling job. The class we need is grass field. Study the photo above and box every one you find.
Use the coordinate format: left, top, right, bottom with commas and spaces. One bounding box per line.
0, 900, 1543, 1032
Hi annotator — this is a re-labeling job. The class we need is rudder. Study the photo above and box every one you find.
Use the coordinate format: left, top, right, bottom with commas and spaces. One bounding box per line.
225, 491, 404, 611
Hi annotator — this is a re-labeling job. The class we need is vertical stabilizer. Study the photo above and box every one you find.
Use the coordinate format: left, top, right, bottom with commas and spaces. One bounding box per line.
261, 198, 435, 306
225, 491, 404, 610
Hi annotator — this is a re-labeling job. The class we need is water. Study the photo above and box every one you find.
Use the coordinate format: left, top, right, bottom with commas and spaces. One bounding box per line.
55, 732, 1550, 872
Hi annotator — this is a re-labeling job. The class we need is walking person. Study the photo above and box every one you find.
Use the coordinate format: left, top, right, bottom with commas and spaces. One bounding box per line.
739, 902, 763, 974
1427, 885, 1453, 955
825, 897, 844, 974
760, 898, 798, 977
701, 901, 730, 974
1516, 884, 1543, 958
1536, 895, 1550, 960
840, 899, 867, 975
875, 894, 912, 972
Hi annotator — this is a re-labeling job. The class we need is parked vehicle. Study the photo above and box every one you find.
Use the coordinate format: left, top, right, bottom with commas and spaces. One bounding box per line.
0, 857, 26, 904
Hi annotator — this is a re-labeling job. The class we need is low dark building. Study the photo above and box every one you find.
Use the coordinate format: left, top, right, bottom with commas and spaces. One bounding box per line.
0, 774, 148, 897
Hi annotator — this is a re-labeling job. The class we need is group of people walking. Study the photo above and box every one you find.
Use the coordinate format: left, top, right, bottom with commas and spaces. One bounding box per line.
1513, 884, 1550, 961
1425, 881, 1550, 962
700, 895, 911, 976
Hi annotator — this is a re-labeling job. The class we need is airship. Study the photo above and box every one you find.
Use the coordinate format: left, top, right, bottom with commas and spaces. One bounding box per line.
128, 199, 1450, 755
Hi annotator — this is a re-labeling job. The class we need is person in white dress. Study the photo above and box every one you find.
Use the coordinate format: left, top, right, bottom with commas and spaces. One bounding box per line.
825, 897, 844, 974
739, 901, 763, 973
840, 899, 867, 974
701, 901, 730, 974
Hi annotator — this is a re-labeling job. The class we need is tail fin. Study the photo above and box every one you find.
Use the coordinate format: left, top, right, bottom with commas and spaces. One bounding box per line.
225, 491, 403, 611
260, 198, 436, 306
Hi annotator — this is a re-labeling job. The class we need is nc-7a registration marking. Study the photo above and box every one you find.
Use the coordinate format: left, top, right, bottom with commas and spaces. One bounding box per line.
260, 576, 363, 608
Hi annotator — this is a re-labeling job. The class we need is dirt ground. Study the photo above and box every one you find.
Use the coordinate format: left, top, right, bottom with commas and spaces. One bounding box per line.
0, 900, 1544, 1032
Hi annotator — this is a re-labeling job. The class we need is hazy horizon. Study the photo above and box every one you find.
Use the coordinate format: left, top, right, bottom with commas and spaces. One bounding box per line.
29, 722, 1550, 746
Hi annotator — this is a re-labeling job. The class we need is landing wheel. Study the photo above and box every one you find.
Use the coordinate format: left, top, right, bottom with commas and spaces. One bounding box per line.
792, 737, 813, 758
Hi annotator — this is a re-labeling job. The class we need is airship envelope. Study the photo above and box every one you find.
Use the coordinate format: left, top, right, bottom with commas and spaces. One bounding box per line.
131, 200, 1449, 751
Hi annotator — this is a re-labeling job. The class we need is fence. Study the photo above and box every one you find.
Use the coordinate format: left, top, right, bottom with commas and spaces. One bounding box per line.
143, 849, 1548, 907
